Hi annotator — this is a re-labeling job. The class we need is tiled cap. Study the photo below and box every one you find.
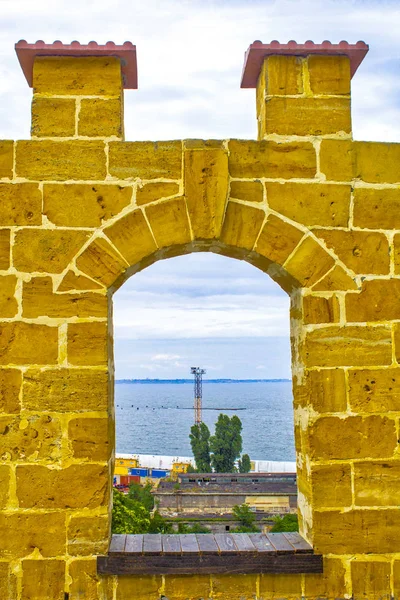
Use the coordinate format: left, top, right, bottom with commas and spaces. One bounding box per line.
15, 40, 138, 88
241, 40, 369, 88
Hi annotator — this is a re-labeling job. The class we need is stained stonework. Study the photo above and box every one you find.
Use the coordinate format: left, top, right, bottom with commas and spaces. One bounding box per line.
0, 41, 399, 600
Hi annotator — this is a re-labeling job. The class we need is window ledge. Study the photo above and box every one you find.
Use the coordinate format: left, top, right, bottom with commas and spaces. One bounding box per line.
97, 532, 323, 575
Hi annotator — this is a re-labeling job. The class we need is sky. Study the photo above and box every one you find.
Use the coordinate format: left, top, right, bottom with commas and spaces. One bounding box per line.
1, 0, 399, 379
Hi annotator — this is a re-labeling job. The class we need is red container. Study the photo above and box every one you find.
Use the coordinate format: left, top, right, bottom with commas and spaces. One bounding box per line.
120, 475, 140, 486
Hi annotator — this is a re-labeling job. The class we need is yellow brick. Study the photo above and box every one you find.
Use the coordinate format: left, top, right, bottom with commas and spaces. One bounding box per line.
44, 183, 132, 227
22, 559, 65, 600
262, 96, 351, 137
76, 237, 128, 287
67, 322, 107, 366
220, 201, 264, 251
308, 55, 351, 95
16, 140, 107, 180
267, 181, 350, 227
0, 512, 66, 558
303, 557, 347, 600
262, 55, 303, 95
116, 575, 162, 600
69, 558, 114, 600
284, 236, 335, 288
302, 325, 392, 368
0, 275, 17, 317
23, 368, 108, 412
319, 139, 354, 181
22, 277, 107, 318
310, 415, 396, 460
228, 139, 316, 179
145, 197, 191, 247
33, 56, 122, 96
394, 560, 400, 599
0, 322, 58, 365
255, 214, 304, 265
260, 572, 302, 598
163, 574, 211, 600
0, 183, 42, 225
293, 368, 347, 413
230, 180, 263, 203
315, 229, 390, 275
68, 417, 110, 461
104, 209, 157, 266
351, 560, 391, 600
31, 96, 76, 137
312, 264, 358, 291
311, 464, 352, 509
355, 141, 400, 184
57, 270, 102, 292
313, 508, 400, 554
354, 461, 400, 507
393, 234, 400, 275
348, 367, 400, 412
0, 414, 62, 462
303, 294, 340, 324
0, 562, 17, 600
79, 97, 123, 137
68, 516, 108, 556
346, 279, 400, 322
0, 229, 10, 270
14, 229, 90, 274
395, 323, 400, 363
211, 574, 258, 599
353, 187, 400, 229
0, 368, 22, 414
0, 465, 10, 508
185, 144, 228, 239
136, 181, 179, 206
0, 140, 13, 178
109, 140, 182, 179
16, 464, 107, 508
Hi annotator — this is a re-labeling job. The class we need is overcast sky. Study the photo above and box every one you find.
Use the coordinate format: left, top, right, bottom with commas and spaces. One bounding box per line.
1, 0, 399, 379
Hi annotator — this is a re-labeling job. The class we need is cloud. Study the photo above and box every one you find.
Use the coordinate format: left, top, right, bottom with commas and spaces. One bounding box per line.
151, 354, 181, 361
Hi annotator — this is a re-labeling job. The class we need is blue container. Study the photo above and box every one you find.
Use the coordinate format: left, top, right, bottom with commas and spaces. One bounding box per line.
151, 469, 168, 478
130, 468, 149, 477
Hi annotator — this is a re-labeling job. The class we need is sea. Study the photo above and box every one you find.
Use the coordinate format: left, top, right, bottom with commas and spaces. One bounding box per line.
115, 381, 295, 461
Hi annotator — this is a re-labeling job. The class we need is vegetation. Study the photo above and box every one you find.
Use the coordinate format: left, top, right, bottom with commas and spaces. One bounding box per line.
189, 422, 212, 472
231, 503, 259, 533
112, 486, 173, 534
128, 482, 154, 511
238, 453, 251, 473
177, 522, 211, 534
270, 513, 299, 533
210, 414, 243, 473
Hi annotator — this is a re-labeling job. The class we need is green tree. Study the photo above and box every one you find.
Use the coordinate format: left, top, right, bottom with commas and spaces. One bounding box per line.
238, 453, 251, 473
190, 422, 211, 472
128, 481, 154, 511
270, 513, 299, 533
231, 503, 259, 532
111, 489, 150, 534
148, 510, 173, 534
210, 414, 242, 472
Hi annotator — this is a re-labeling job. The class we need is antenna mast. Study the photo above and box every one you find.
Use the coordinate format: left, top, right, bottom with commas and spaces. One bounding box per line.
191, 367, 206, 425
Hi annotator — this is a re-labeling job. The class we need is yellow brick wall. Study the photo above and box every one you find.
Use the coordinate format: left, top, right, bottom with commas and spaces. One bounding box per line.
0, 52, 400, 599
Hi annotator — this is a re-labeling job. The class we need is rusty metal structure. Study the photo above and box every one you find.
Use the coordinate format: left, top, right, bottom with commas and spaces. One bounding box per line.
191, 367, 206, 424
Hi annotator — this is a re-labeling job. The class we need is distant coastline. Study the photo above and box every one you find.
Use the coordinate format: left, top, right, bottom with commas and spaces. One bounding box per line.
116, 378, 291, 384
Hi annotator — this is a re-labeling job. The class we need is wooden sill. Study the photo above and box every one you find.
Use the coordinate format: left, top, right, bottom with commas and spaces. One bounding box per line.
97, 532, 323, 575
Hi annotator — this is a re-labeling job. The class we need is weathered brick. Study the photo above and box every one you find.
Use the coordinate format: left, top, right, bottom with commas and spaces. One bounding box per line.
0, 229, 10, 270
348, 367, 400, 413
302, 325, 392, 368
14, 229, 90, 274
164, 574, 212, 600
303, 557, 347, 600
308, 55, 351, 95
116, 575, 162, 600
23, 277, 107, 318
255, 214, 304, 266
392, 234, 400, 275
21, 559, 65, 600
354, 187, 400, 229
67, 322, 107, 366
79, 97, 122, 137
69, 558, 113, 599
303, 294, 340, 324
212, 574, 257, 599
315, 229, 390, 275
0, 183, 42, 225
319, 138, 354, 181
68, 417, 110, 461
293, 368, 347, 413
109, 140, 182, 179
0, 512, 66, 558
0, 368, 22, 413
146, 197, 191, 247
16, 140, 107, 180
0, 465, 10, 508
31, 96, 76, 137
105, 209, 157, 266
354, 461, 400, 507
33, 56, 122, 95
311, 463, 352, 508
0, 414, 62, 462
346, 279, 400, 322
230, 180, 263, 203
261, 55, 303, 96
220, 201, 265, 251
76, 237, 128, 287
57, 270, 102, 292
23, 368, 108, 412
266, 181, 350, 227
136, 181, 179, 206
284, 236, 335, 288
354, 141, 400, 184
310, 415, 397, 460
259, 572, 302, 599
0, 322, 58, 365
68, 515, 108, 556
44, 183, 132, 227
228, 139, 316, 179
0, 275, 17, 317
16, 464, 107, 508
0, 562, 17, 600
0, 140, 13, 178
394, 560, 400, 598
312, 264, 357, 291
351, 560, 391, 600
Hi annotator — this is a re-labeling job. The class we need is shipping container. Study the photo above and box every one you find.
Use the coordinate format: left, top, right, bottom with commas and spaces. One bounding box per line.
120, 475, 141, 485
130, 468, 149, 477
151, 469, 169, 478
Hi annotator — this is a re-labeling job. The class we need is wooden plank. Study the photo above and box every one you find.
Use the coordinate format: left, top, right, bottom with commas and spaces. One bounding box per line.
125, 535, 143, 554
196, 534, 219, 554
283, 533, 313, 554
248, 533, 275, 553
180, 534, 199, 554
162, 534, 181, 555
143, 534, 162, 555
109, 534, 126, 554
231, 533, 256, 552
214, 533, 238, 553
97, 552, 323, 575
267, 533, 295, 554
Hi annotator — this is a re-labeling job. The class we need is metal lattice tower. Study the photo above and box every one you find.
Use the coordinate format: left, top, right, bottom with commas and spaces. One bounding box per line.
191, 367, 206, 424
